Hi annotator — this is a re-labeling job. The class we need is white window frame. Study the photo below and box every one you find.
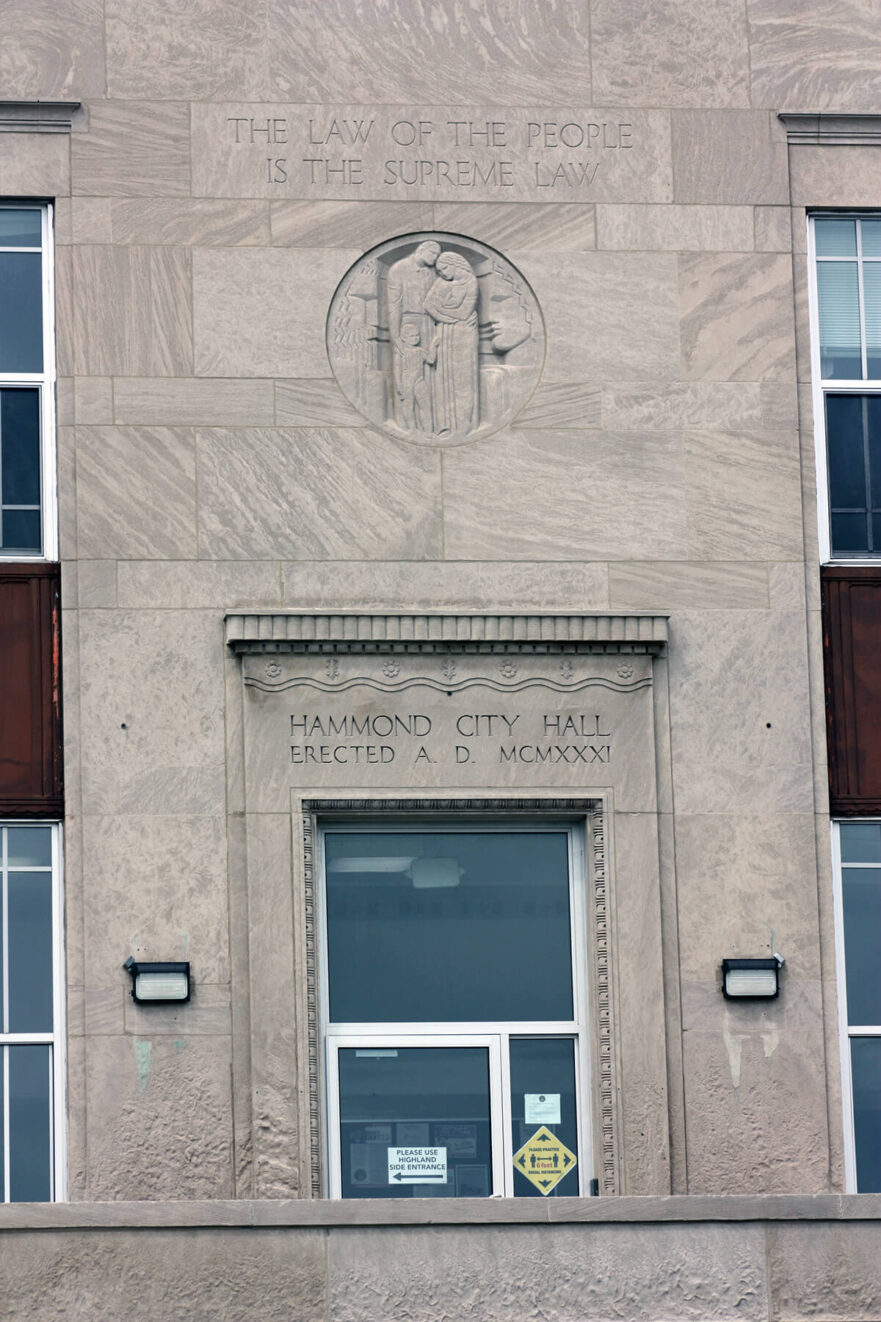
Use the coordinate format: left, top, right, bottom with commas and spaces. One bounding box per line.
0, 203, 57, 562
0, 821, 66, 1202
318, 819, 591, 1199
831, 818, 881, 1193
808, 212, 881, 564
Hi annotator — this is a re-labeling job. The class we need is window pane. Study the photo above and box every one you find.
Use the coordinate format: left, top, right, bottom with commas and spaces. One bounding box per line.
2, 509, 41, 553
510, 1039, 578, 1197
816, 218, 857, 257
865, 265, 881, 379
338, 1046, 492, 1198
0, 253, 42, 372
862, 220, 881, 258
826, 394, 866, 509
842, 867, 881, 1024
7, 872, 53, 1033
8, 1045, 51, 1202
869, 398, 881, 508
6, 826, 52, 868
841, 822, 881, 863
1, 388, 41, 505
831, 511, 870, 553
852, 1038, 881, 1191
0, 209, 41, 247
325, 830, 573, 1023
818, 262, 862, 379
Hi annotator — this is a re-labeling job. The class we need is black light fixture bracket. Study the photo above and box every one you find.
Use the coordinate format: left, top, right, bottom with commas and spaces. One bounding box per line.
721, 954, 784, 1000
123, 956, 191, 1004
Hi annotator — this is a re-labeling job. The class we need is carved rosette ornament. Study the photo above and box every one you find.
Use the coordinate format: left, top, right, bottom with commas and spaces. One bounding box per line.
327, 232, 545, 445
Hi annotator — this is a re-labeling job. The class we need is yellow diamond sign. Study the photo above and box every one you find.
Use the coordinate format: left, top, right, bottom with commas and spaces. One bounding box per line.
513, 1125, 577, 1195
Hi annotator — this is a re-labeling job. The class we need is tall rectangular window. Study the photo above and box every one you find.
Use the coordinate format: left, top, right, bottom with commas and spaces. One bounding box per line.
320, 822, 589, 1199
811, 216, 881, 560
834, 821, 881, 1191
0, 822, 64, 1201
0, 205, 55, 560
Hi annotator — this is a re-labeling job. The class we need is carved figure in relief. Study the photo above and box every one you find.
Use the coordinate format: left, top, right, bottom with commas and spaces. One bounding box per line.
387, 241, 440, 429
327, 233, 544, 445
387, 240, 440, 338
393, 324, 438, 431
423, 251, 480, 436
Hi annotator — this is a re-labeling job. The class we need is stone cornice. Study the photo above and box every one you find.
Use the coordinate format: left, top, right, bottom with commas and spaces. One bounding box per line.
225, 611, 669, 655
779, 113, 881, 146
0, 101, 81, 133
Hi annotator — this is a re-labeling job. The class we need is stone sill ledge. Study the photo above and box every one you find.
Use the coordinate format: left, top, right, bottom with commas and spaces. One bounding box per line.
779, 112, 881, 145
3, 1195, 881, 1231
0, 100, 82, 132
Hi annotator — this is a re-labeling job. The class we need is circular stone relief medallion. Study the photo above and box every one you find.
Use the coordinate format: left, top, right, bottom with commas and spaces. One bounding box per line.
327, 232, 545, 446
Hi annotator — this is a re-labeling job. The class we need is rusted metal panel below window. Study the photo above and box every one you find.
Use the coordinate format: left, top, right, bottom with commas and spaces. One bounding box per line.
0, 563, 62, 815
822, 566, 881, 814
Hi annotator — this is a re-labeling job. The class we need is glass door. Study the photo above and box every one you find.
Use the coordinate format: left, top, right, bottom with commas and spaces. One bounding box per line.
329, 1037, 504, 1198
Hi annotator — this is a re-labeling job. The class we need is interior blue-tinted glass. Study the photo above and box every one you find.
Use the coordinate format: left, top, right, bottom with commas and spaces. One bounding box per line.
869, 398, 881, 507
815, 219, 857, 257
2, 509, 41, 552
325, 830, 573, 1023
339, 1046, 491, 1198
841, 822, 881, 863
818, 262, 862, 379
510, 1039, 578, 1197
827, 394, 866, 508
862, 221, 881, 258
0, 253, 42, 372
852, 1038, 881, 1191
6, 826, 51, 867
7, 873, 53, 1033
0, 209, 41, 246
832, 512, 869, 553
8, 1045, 51, 1201
842, 867, 881, 1024
1, 388, 40, 504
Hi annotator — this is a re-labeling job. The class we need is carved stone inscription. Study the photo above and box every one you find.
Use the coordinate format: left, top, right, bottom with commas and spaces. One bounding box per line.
240, 650, 657, 812
191, 105, 673, 203
289, 708, 613, 770
328, 233, 543, 443
231, 110, 631, 193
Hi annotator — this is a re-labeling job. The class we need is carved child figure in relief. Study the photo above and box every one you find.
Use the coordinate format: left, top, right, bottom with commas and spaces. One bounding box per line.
386, 239, 441, 430
394, 324, 438, 432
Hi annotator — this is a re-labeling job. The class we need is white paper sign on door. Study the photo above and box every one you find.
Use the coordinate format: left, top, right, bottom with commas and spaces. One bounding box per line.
387, 1146, 448, 1184
524, 1093, 561, 1125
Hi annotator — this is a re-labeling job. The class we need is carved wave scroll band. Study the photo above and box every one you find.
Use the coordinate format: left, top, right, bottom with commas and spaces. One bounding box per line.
245, 675, 652, 695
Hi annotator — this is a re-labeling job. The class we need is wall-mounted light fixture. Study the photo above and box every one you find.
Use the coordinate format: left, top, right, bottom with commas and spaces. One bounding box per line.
123, 957, 191, 1004
721, 955, 784, 1000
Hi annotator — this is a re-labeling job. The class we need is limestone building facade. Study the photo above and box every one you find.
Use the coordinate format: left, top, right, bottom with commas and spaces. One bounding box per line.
3, 2, 881, 1318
